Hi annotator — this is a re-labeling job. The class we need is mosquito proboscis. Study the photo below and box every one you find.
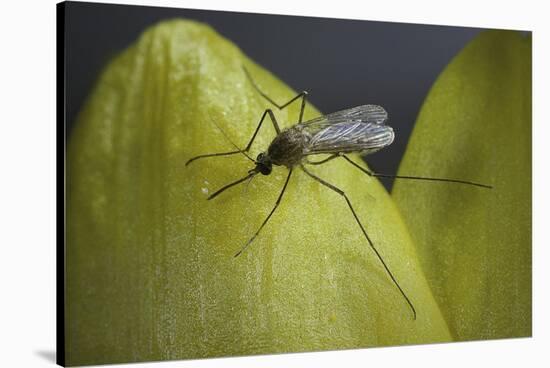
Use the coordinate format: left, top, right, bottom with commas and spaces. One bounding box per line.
186, 66, 493, 320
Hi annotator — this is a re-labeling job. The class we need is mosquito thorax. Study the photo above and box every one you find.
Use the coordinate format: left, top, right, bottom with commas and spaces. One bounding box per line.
255, 152, 273, 175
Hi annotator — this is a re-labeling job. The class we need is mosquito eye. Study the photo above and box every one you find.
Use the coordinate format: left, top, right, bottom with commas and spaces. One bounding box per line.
259, 163, 272, 175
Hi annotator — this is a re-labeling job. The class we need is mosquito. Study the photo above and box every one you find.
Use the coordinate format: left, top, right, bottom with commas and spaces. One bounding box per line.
186, 66, 492, 320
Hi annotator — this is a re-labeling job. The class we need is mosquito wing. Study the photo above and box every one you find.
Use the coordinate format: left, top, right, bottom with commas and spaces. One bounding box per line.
299, 105, 394, 155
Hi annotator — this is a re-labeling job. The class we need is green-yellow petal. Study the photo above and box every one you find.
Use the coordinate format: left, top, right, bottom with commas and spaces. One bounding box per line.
67, 19, 452, 366
392, 30, 531, 341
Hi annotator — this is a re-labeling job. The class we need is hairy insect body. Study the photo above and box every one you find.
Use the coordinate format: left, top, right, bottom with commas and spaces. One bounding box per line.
267, 126, 310, 168
263, 106, 395, 170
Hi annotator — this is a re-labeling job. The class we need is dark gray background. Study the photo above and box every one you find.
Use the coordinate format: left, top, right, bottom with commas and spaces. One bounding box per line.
64, 1, 485, 190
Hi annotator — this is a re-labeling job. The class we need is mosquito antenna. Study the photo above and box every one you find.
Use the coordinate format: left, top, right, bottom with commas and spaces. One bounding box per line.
342, 155, 492, 189
243, 171, 256, 193
207, 111, 256, 164
208, 171, 257, 200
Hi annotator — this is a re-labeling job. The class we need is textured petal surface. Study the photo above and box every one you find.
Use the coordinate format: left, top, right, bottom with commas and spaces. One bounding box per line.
67, 20, 451, 366
392, 30, 531, 341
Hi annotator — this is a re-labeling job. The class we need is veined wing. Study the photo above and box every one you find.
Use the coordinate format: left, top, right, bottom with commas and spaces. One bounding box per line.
299, 105, 394, 155
299, 104, 388, 131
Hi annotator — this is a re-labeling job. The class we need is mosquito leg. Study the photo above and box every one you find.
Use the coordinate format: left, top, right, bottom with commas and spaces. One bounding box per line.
243, 66, 309, 123
207, 172, 257, 201
341, 154, 492, 189
305, 154, 340, 165
234, 169, 293, 257
251, 108, 282, 138
186, 106, 283, 166
186, 150, 244, 166
300, 164, 416, 320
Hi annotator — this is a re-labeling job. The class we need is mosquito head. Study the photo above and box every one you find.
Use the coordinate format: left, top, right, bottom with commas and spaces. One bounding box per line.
253, 152, 272, 175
